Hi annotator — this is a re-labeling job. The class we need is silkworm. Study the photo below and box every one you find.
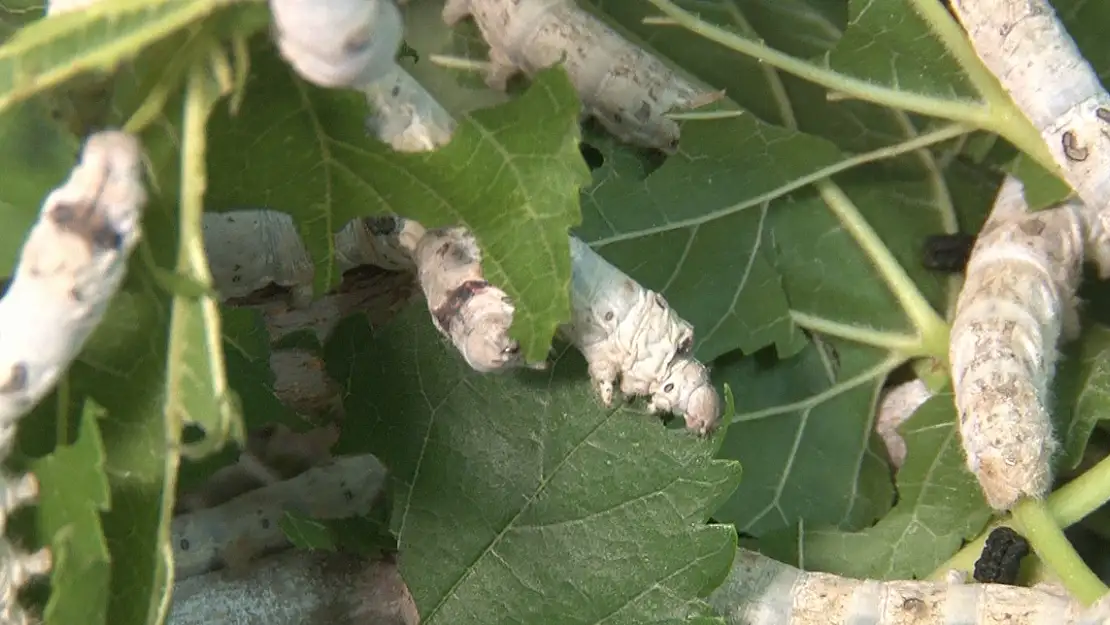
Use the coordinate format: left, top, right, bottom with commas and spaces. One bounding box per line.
441, 0, 724, 153
269, 0, 404, 89
709, 547, 1110, 625
949, 177, 1092, 510
172, 454, 387, 580
0, 130, 148, 624
560, 235, 719, 434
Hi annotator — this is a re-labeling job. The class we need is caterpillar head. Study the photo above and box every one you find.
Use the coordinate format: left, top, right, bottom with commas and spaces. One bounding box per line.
649, 358, 720, 436
436, 282, 547, 373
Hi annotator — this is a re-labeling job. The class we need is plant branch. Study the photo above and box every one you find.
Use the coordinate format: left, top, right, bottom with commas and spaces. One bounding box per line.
815, 181, 950, 356
935, 449, 1110, 580
788, 311, 924, 355
1011, 497, 1108, 605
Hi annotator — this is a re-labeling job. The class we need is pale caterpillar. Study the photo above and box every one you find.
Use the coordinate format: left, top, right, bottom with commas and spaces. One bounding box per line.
269, 0, 404, 90
0, 130, 148, 625
949, 175, 1110, 510
441, 0, 725, 153
172, 453, 387, 580
562, 235, 719, 434
708, 548, 1110, 625
874, 378, 933, 470
169, 550, 418, 625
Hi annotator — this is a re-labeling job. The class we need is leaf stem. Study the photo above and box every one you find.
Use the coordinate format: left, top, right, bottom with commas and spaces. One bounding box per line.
814, 182, 950, 357
641, 0, 995, 128
932, 451, 1110, 580
904, 0, 1004, 102
733, 354, 906, 423
788, 311, 924, 355
1011, 497, 1108, 605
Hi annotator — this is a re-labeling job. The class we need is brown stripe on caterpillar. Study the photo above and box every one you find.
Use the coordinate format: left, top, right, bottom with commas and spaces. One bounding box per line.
432, 279, 493, 333
49, 198, 124, 253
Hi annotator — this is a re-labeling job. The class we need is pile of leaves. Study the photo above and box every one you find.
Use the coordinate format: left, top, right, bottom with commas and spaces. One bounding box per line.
3, 0, 1110, 624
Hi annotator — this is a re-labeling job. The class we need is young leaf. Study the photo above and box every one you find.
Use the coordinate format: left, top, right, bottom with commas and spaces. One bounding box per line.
711, 339, 896, 536
325, 304, 741, 625
758, 390, 993, 580
206, 39, 590, 362
0, 0, 262, 115
31, 400, 112, 625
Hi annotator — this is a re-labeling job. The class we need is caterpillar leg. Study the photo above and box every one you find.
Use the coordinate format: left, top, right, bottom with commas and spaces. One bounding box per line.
586, 359, 620, 407
485, 46, 521, 92
0, 473, 38, 534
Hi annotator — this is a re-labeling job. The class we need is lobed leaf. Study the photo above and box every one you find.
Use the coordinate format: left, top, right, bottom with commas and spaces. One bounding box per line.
30, 401, 112, 625
712, 339, 896, 536
758, 391, 993, 580
0, 0, 264, 115
325, 304, 741, 625
205, 39, 590, 362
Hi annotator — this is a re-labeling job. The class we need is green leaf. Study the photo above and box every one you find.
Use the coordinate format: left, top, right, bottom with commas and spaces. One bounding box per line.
280, 511, 338, 551
1053, 324, 1110, 471
826, 0, 977, 100
165, 57, 243, 459
31, 401, 112, 625
758, 390, 993, 580
0, 0, 263, 115
0, 96, 78, 276
325, 304, 741, 625
711, 339, 896, 535
69, 282, 176, 625
577, 115, 816, 362
206, 39, 590, 362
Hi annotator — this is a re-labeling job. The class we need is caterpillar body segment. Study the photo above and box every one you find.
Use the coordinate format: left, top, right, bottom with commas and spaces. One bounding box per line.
949, 177, 1087, 510
410, 226, 535, 373
711, 549, 1110, 625
334, 215, 420, 274
203, 210, 316, 307
270, 0, 405, 89
0, 130, 148, 624
172, 454, 386, 580
441, 0, 724, 153
561, 236, 719, 435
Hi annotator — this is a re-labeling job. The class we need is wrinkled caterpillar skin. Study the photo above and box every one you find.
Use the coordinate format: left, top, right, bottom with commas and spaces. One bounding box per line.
203, 210, 315, 307
950, 178, 1084, 510
442, 0, 723, 153
334, 215, 418, 274
712, 549, 1110, 625
172, 454, 386, 580
561, 237, 719, 434
411, 227, 536, 373
0, 130, 148, 624
270, 0, 404, 89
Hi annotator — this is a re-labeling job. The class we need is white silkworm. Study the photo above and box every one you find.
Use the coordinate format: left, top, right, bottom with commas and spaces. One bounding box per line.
270, 0, 404, 89
0, 130, 147, 624
709, 548, 1110, 625
172, 453, 386, 580
875, 379, 933, 470
561, 235, 719, 434
442, 0, 724, 153
409, 225, 534, 373
203, 210, 315, 307
948, 176, 1110, 510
